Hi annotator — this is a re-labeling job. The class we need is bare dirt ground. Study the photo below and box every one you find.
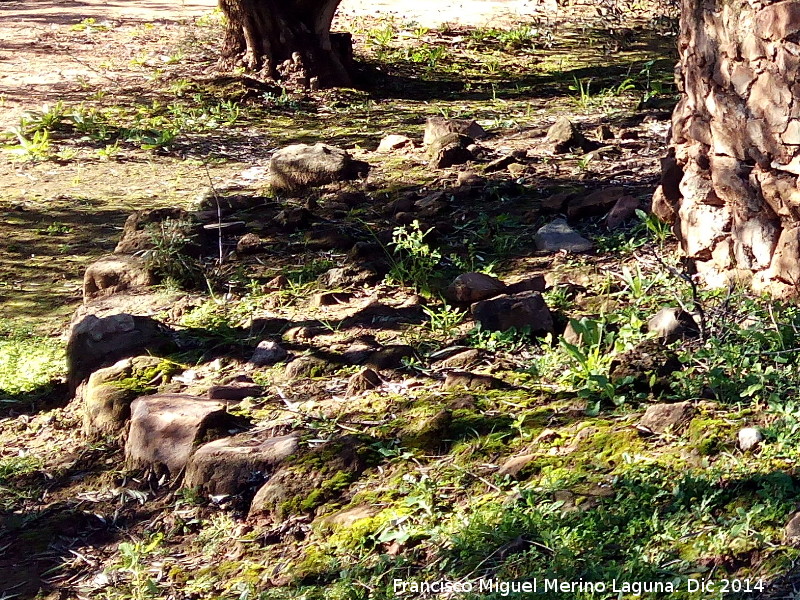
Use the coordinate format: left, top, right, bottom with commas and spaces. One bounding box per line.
0, 0, 550, 129
0, 0, 561, 331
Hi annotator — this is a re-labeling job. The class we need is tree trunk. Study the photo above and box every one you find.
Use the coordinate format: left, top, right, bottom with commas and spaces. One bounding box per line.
658, 0, 800, 297
218, 0, 352, 88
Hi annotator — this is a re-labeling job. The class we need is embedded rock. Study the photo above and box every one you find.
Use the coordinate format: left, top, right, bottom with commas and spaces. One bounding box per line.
269, 143, 369, 191
249, 340, 288, 366
443, 371, 503, 390
423, 117, 486, 146
248, 435, 371, 520
638, 401, 694, 434
377, 134, 414, 152
428, 133, 474, 168
567, 187, 628, 219
81, 356, 167, 439
546, 116, 591, 153
184, 432, 300, 496
83, 255, 154, 301
125, 394, 245, 476
67, 313, 174, 394
647, 307, 700, 344
738, 427, 764, 452
114, 207, 191, 254
471, 291, 554, 335
609, 339, 682, 394
534, 219, 593, 253
446, 272, 507, 304
345, 368, 383, 397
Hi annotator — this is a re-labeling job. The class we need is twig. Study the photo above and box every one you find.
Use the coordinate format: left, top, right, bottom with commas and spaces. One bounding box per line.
202, 161, 224, 266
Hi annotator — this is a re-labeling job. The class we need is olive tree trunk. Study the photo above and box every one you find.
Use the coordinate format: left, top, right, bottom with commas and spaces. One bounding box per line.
218, 0, 353, 87
656, 0, 800, 297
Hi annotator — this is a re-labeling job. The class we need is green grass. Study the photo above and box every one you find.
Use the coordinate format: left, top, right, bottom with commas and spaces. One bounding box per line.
0, 324, 65, 397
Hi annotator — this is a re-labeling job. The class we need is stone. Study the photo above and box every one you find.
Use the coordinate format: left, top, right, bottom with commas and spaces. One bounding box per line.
423, 117, 486, 146
562, 320, 584, 346
445, 272, 507, 304
184, 432, 300, 496
651, 186, 677, 223
207, 382, 263, 402
400, 409, 452, 451
274, 207, 312, 229
428, 133, 474, 168
496, 454, 536, 477
364, 345, 415, 370
638, 401, 694, 434
484, 154, 519, 173
566, 187, 627, 219
346, 368, 383, 397
457, 171, 485, 186
67, 313, 174, 394
249, 341, 288, 366
443, 371, 503, 390
738, 427, 764, 451
546, 116, 591, 153
505, 275, 546, 295
471, 291, 554, 335
609, 339, 682, 394
318, 265, 382, 288
115, 207, 191, 254
606, 195, 641, 229
249, 435, 369, 520
437, 349, 481, 369
81, 356, 166, 439
311, 292, 354, 307
534, 219, 593, 253
236, 233, 265, 255
83, 255, 154, 301
317, 505, 379, 529
284, 356, 333, 380
377, 134, 414, 152
786, 513, 800, 544
125, 394, 244, 475
507, 163, 527, 177
647, 307, 700, 343
269, 143, 369, 191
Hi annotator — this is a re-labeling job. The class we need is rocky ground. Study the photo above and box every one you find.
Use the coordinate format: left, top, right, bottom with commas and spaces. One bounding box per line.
4, 1, 800, 599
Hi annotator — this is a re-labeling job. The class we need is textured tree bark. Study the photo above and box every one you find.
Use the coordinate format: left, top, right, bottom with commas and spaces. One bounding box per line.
218, 0, 352, 88
658, 0, 800, 297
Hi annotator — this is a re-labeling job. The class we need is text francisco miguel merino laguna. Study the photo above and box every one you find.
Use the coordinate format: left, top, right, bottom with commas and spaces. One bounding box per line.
393, 577, 765, 596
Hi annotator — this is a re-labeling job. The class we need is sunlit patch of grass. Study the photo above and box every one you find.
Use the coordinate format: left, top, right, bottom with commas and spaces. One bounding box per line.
0, 323, 65, 396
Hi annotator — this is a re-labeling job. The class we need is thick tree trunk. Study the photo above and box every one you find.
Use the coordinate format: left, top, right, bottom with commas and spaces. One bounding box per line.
218, 0, 352, 88
657, 0, 800, 297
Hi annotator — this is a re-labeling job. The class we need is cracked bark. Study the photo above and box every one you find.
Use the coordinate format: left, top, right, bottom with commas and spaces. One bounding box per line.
218, 0, 352, 88
659, 0, 800, 296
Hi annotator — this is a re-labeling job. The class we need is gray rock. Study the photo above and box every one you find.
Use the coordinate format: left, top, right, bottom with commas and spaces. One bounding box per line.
82, 356, 166, 439
269, 143, 369, 191
346, 368, 383, 397
471, 291, 554, 335
446, 272, 507, 304
249, 340, 288, 366
207, 382, 263, 402
444, 371, 504, 390
437, 349, 481, 369
284, 355, 333, 380
639, 402, 694, 434
67, 313, 174, 394
738, 426, 764, 451
377, 134, 414, 152
125, 394, 243, 476
606, 195, 640, 229
428, 133, 474, 169
786, 513, 800, 544
423, 117, 486, 146
184, 432, 300, 496
496, 454, 536, 477
648, 307, 700, 344
236, 233, 265, 255
567, 187, 627, 219
546, 116, 590, 153
83, 255, 154, 301
534, 219, 593, 253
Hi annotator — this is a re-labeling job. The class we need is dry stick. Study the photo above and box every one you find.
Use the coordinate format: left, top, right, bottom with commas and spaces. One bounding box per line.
202, 161, 224, 266
66, 52, 118, 84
